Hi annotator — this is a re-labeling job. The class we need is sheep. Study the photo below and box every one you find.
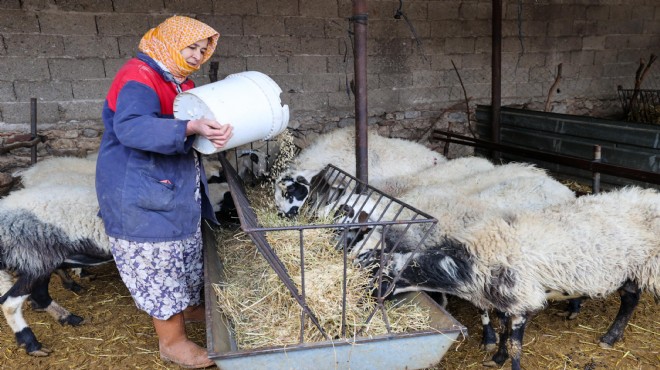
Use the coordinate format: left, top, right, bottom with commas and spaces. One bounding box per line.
372, 186, 660, 370
14, 155, 96, 188
0, 184, 112, 356
372, 156, 496, 197
202, 147, 271, 185
274, 126, 446, 217
13, 155, 100, 292
330, 162, 577, 351
207, 181, 238, 225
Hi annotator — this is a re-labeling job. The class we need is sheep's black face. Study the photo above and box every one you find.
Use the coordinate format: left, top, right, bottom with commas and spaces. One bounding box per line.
274, 175, 310, 218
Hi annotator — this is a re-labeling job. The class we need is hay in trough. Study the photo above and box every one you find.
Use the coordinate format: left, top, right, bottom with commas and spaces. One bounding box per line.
211, 185, 433, 350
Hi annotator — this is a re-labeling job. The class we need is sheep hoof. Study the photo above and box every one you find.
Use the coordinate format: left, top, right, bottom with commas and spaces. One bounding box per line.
567, 312, 579, 320
65, 281, 86, 293
480, 343, 498, 352
28, 347, 52, 357
598, 341, 613, 349
60, 314, 85, 326
482, 360, 499, 367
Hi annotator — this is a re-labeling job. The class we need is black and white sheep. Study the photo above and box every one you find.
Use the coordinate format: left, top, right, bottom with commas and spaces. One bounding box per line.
202, 148, 271, 185
0, 184, 112, 356
274, 126, 446, 217
332, 161, 577, 351
372, 186, 660, 370
13, 155, 101, 292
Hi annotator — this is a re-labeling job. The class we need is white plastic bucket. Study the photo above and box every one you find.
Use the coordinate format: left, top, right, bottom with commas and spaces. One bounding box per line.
173, 71, 289, 154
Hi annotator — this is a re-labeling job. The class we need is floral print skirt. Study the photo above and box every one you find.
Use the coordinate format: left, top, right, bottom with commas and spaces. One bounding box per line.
109, 229, 204, 320
109, 155, 204, 320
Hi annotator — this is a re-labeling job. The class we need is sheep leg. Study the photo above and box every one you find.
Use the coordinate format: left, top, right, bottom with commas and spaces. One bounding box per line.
483, 311, 510, 367
29, 276, 85, 326
52, 268, 86, 293
479, 309, 499, 352
0, 275, 52, 356
556, 297, 583, 320
599, 280, 641, 348
508, 314, 528, 370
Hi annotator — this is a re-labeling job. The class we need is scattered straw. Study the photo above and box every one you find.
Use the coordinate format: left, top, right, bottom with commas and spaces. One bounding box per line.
268, 129, 298, 181
211, 186, 432, 350
560, 179, 592, 195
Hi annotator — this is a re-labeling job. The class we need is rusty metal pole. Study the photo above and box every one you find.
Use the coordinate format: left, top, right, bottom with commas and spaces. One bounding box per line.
352, 0, 369, 186
30, 98, 37, 164
491, 0, 502, 161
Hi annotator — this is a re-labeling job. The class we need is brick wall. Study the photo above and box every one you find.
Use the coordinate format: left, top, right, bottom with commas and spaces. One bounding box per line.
0, 0, 658, 164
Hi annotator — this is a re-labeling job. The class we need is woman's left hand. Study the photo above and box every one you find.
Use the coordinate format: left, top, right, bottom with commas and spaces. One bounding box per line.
186, 118, 233, 148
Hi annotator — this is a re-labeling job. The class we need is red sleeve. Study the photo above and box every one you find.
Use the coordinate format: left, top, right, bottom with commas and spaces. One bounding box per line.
106, 59, 196, 115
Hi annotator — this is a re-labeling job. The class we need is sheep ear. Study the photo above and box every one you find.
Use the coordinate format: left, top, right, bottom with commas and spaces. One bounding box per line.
357, 211, 371, 232
296, 176, 310, 186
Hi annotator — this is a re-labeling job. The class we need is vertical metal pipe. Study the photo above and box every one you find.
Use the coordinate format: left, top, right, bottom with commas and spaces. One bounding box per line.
208, 61, 219, 82
491, 0, 502, 160
592, 145, 601, 194
30, 98, 37, 164
352, 0, 369, 186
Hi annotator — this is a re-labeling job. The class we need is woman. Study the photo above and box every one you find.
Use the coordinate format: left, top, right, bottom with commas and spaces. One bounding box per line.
96, 16, 231, 368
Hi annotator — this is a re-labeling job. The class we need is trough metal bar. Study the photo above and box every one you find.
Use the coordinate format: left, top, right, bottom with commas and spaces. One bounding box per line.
218, 154, 329, 340
433, 129, 660, 185
325, 164, 437, 220
298, 229, 307, 343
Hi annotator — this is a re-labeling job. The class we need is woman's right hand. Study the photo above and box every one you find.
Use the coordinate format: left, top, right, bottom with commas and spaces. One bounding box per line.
186, 118, 233, 149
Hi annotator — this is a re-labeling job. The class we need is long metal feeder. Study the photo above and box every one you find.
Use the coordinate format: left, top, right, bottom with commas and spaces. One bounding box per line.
204, 156, 467, 370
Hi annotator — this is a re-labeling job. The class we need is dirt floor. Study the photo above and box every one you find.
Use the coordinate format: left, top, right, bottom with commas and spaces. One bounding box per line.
0, 259, 657, 370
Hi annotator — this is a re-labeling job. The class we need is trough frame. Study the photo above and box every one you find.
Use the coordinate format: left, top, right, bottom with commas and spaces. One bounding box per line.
203, 155, 467, 370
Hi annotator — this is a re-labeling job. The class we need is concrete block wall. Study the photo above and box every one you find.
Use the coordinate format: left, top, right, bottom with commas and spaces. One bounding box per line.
0, 0, 658, 162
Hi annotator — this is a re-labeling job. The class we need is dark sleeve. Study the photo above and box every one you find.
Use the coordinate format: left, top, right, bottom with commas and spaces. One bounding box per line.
112, 81, 192, 155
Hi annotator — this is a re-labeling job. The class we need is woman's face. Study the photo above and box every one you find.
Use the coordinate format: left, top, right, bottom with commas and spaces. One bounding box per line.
181, 38, 209, 67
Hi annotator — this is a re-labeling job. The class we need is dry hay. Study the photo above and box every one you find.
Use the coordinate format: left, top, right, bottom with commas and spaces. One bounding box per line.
561, 179, 593, 195
211, 184, 433, 350
0, 263, 206, 369
267, 128, 298, 182
438, 293, 659, 369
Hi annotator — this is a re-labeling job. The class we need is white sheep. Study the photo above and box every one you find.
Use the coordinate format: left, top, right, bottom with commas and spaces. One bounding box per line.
275, 126, 446, 217
14, 155, 96, 188
377, 186, 660, 370
0, 184, 112, 356
372, 156, 496, 197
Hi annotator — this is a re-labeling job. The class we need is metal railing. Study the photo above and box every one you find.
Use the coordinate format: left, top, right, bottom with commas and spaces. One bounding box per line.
218, 154, 438, 341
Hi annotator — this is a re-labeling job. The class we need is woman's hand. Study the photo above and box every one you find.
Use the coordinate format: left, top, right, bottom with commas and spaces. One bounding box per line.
186, 118, 233, 149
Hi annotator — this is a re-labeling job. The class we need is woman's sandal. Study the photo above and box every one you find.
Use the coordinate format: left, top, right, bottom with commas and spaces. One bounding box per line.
160, 351, 214, 369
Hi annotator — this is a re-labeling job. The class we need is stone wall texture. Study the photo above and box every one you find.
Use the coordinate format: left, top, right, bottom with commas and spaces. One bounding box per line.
0, 0, 659, 166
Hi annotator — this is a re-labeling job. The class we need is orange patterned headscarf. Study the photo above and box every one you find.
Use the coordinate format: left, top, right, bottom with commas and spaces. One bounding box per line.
139, 16, 219, 83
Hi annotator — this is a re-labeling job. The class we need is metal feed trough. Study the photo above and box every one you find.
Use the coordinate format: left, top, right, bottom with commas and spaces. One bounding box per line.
203, 155, 466, 369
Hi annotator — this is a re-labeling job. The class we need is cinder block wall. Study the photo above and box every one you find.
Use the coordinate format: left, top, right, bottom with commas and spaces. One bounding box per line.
0, 0, 658, 163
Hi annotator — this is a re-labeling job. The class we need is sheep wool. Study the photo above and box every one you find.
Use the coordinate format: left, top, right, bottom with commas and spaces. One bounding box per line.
15, 156, 96, 188
274, 126, 446, 217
